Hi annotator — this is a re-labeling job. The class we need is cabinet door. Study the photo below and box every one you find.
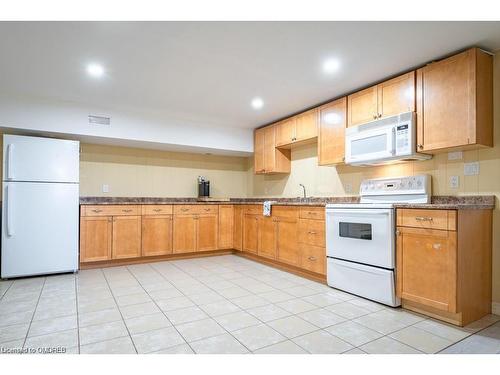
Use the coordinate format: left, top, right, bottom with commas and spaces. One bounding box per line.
258, 217, 277, 259
254, 128, 266, 174
197, 214, 218, 251
80, 216, 112, 262
233, 206, 243, 251
173, 215, 197, 253
300, 244, 326, 275
218, 205, 234, 249
397, 227, 457, 312
295, 109, 318, 142
263, 125, 277, 172
318, 97, 347, 165
418, 50, 475, 151
277, 217, 300, 266
347, 85, 378, 127
112, 216, 141, 259
276, 118, 296, 146
378, 71, 415, 118
142, 215, 172, 256
243, 214, 259, 254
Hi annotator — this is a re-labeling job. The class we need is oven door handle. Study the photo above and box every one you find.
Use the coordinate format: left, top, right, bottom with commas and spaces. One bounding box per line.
326, 209, 392, 216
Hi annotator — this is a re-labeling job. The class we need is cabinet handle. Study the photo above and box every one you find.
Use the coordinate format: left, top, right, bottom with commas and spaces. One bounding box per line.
204, 208, 211, 211
373, 115, 377, 120
396, 230, 401, 236
308, 231, 317, 235
181, 208, 189, 212
378, 113, 382, 118
417, 144, 424, 150
92, 209, 102, 213
153, 208, 162, 212
415, 216, 433, 222
122, 209, 132, 213
308, 211, 317, 215
308, 256, 317, 261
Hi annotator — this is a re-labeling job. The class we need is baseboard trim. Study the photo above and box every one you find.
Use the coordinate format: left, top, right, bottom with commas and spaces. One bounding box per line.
492, 302, 500, 316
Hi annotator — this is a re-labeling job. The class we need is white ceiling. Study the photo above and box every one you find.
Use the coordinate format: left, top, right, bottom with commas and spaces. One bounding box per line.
1, 21, 500, 131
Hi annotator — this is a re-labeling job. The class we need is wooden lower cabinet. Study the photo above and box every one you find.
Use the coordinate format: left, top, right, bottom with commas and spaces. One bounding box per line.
243, 214, 259, 254
397, 226, 457, 312
218, 205, 234, 249
197, 214, 218, 251
300, 244, 326, 274
80, 216, 112, 262
276, 217, 300, 266
396, 208, 492, 326
142, 215, 173, 256
112, 216, 142, 259
173, 215, 197, 253
233, 206, 243, 251
258, 217, 277, 259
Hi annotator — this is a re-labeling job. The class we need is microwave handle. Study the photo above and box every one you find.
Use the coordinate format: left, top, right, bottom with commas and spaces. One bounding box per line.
391, 127, 396, 155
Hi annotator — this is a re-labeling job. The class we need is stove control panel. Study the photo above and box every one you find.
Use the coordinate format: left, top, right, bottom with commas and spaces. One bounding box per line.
360, 175, 430, 197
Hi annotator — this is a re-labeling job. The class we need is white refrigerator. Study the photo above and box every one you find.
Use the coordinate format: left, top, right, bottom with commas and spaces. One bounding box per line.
1, 134, 80, 278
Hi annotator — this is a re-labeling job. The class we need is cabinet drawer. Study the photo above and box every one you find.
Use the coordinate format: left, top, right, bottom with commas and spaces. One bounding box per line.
272, 206, 299, 219
397, 209, 456, 231
243, 205, 262, 215
299, 219, 325, 247
82, 205, 140, 216
299, 207, 325, 220
142, 205, 173, 216
300, 244, 326, 275
173, 205, 218, 215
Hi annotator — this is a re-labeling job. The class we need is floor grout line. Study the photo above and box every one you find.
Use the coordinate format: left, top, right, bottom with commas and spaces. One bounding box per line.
21, 277, 47, 349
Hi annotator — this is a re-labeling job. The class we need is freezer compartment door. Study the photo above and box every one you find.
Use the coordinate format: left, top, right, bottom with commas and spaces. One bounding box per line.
1, 182, 79, 278
3, 134, 79, 183
327, 258, 400, 307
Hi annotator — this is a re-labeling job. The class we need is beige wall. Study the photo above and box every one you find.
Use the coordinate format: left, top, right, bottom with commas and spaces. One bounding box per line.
80, 144, 249, 198
246, 51, 500, 305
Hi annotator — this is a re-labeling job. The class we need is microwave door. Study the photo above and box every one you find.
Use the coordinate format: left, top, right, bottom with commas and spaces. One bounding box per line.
346, 126, 395, 164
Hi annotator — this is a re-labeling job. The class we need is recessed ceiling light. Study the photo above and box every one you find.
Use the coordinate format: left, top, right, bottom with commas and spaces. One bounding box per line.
251, 97, 264, 110
86, 63, 105, 78
322, 58, 341, 74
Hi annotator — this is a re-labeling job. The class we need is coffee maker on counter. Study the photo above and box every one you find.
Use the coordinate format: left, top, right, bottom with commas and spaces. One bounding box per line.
198, 176, 210, 198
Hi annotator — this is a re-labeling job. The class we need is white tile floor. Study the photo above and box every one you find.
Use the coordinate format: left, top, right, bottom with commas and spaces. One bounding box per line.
1, 254, 499, 354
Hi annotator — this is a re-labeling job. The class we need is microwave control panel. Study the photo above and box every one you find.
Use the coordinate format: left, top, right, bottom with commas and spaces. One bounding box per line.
395, 123, 411, 154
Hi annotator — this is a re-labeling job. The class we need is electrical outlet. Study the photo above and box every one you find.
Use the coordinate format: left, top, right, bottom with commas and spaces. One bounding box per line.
102, 184, 109, 193
448, 151, 463, 161
464, 162, 480, 176
449, 176, 460, 189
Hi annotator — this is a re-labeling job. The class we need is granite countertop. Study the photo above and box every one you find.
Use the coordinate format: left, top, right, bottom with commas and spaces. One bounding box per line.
79, 195, 495, 210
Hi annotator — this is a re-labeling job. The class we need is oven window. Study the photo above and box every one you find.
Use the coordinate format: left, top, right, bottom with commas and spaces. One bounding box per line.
351, 133, 387, 156
339, 222, 372, 240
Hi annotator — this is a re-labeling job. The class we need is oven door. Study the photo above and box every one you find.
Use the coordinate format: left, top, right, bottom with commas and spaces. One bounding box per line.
326, 208, 395, 269
345, 125, 396, 165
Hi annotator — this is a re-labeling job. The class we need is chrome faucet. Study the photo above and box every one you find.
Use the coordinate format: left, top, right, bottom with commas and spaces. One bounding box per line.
299, 184, 306, 199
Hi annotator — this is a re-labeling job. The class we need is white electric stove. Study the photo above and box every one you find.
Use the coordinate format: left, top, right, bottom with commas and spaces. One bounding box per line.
325, 175, 431, 307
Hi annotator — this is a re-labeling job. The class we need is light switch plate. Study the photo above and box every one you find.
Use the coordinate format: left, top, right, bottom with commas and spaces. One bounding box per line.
448, 151, 463, 161
464, 162, 480, 176
450, 176, 460, 189
102, 184, 109, 193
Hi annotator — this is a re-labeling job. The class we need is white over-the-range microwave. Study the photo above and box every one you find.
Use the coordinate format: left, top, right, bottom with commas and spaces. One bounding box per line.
345, 111, 431, 166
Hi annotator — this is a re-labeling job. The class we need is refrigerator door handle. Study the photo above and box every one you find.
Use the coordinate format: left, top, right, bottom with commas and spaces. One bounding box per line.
6, 143, 14, 180
6, 184, 13, 237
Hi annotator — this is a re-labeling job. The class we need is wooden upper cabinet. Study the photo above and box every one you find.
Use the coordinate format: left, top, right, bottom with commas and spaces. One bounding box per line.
378, 71, 415, 118
275, 110, 318, 147
254, 125, 291, 175
258, 217, 277, 260
417, 48, 493, 153
276, 118, 296, 146
197, 214, 218, 251
233, 206, 243, 251
142, 215, 173, 257
348, 71, 416, 127
173, 215, 197, 253
396, 226, 457, 313
112, 216, 141, 259
347, 85, 378, 127
318, 97, 347, 165
80, 216, 112, 263
294, 109, 318, 142
218, 205, 234, 249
